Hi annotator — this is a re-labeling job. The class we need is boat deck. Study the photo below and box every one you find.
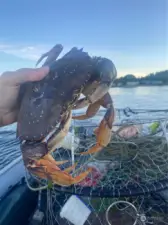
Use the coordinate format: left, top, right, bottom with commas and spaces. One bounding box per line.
0, 124, 21, 170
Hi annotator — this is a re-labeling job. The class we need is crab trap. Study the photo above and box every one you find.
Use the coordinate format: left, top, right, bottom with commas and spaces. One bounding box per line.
26, 108, 168, 225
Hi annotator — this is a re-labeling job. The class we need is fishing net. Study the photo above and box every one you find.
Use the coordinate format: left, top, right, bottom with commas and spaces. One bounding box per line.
25, 108, 168, 225
39, 190, 168, 225
27, 108, 168, 196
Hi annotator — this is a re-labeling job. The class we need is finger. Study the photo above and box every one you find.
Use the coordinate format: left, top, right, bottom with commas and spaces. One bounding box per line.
0, 110, 18, 127
1, 66, 49, 85
12, 66, 50, 84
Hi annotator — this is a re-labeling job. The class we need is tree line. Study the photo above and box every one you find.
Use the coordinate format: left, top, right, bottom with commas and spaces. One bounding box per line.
114, 70, 168, 85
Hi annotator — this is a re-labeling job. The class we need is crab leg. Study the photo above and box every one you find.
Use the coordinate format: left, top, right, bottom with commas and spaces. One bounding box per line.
27, 158, 92, 186
43, 154, 68, 166
72, 97, 90, 110
72, 100, 101, 120
34, 112, 72, 169
72, 92, 112, 121
48, 168, 92, 186
63, 162, 78, 173
45, 111, 72, 153
73, 92, 115, 155
31, 165, 92, 186
36, 44, 63, 67
23, 144, 92, 186
36, 112, 72, 170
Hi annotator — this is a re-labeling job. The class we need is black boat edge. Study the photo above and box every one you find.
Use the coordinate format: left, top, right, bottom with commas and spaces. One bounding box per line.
0, 178, 38, 225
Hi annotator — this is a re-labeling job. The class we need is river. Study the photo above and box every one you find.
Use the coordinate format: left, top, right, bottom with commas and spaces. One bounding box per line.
0, 86, 167, 169
110, 86, 168, 109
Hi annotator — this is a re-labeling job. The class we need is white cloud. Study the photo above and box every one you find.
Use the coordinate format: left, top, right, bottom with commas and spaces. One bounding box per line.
0, 42, 122, 66
0, 42, 167, 77
0, 44, 46, 61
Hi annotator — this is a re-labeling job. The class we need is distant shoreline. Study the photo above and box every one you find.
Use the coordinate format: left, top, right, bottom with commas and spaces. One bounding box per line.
113, 70, 168, 88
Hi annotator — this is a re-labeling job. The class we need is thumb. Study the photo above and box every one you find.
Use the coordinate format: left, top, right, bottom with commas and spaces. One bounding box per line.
1, 66, 49, 85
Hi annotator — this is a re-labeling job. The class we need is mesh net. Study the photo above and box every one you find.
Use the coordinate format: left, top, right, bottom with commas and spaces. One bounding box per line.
28, 108, 168, 197
39, 189, 168, 225
25, 108, 168, 225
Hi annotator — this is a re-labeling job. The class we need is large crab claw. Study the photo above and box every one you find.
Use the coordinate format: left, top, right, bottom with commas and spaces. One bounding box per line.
27, 155, 92, 186
21, 111, 92, 186
72, 92, 115, 155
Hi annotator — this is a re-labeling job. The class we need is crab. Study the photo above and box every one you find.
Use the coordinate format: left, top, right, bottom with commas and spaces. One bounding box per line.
17, 44, 117, 186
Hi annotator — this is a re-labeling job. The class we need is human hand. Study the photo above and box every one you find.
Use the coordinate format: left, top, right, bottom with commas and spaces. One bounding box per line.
0, 67, 49, 127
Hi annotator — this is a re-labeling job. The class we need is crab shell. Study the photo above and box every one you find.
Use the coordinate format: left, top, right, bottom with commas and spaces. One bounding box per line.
16, 48, 117, 143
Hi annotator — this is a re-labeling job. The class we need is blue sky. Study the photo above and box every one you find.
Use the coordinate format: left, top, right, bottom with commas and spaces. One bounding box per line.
0, 0, 167, 77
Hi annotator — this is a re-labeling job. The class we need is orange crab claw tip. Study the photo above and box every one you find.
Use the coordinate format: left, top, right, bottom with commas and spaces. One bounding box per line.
55, 160, 69, 165
80, 144, 102, 155
63, 162, 78, 173
69, 167, 93, 184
